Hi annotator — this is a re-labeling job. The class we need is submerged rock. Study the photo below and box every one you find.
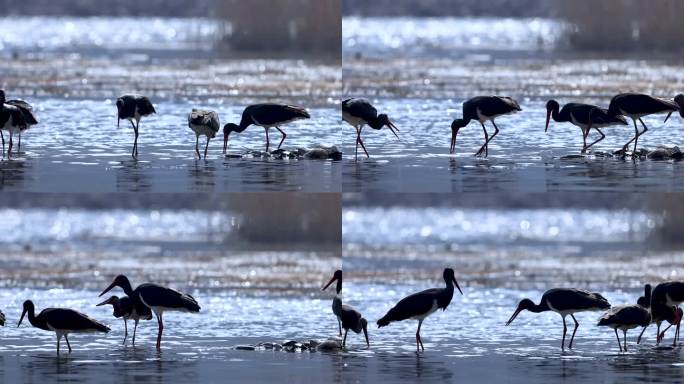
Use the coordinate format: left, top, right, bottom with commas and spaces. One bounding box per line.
648, 146, 683, 160
243, 338, 342, 353
316, 338, 343, 352
226, 145, 341, 161
235, 345, 256, 351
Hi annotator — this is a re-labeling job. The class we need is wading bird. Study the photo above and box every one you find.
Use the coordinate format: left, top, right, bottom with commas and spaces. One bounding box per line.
321, 270, 369, 348
597, 284, 651, 352
188, 109, 220, 159
18, 300, 110, 354
650, 281, 684, 346
506, 288, 610, 350
450, 96, 521, 157
545, 100, 627, 153
116, 94, 156, 158
99, 275, 200, 350
0, 90, 37, 158
223, 104, 310, 153
4, 98, 37, 154
342, 98, 399, 160
97, 295, 152, 345
377, 268, 462, 352
605, 93, 679, 157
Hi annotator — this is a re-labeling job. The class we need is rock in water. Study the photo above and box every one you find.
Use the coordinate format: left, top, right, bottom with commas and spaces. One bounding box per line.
648, 146, 683, 160
235, 345, 256, 351
316, 338, 343, 352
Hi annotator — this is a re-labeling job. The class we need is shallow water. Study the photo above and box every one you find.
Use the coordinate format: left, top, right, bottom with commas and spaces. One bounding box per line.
0, 98, 341, 192
342, 98, 684, 192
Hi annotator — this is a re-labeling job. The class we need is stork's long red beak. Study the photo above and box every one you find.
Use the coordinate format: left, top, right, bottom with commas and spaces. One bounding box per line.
454, 277, 463, 295
99, 282, 116, 297
505, 307, 523, 326
321, 275, 337, 291
96, 298, 111, 306
18, 308, 27, 327
223, 132, 230, 154
450, 127, 459, 154
387, 121, 399, 140
545, 109, 552, 133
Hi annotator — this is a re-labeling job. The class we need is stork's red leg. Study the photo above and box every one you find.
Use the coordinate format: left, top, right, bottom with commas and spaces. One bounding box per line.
275, 126, 287, 150
264, 128, 270, 152
357, 127, 369, 158
568, 314, 579, 349
637, 325, 648, 344
561, 316, 567, 350
615, 329, 622, 352
65, 335, 72, 353
156, 313, 164, 351
475, 123, 489, 157
584, 128, 605, 152
416, 320, 424, 352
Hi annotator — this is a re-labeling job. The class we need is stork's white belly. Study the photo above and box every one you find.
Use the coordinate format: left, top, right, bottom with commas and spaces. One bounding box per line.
411, 300, 439, 321
342, 111, 366, 128
253, 116, 304, 128
189, 123, 217, 138
547, 300, 605, 317
476, 108, 518, 123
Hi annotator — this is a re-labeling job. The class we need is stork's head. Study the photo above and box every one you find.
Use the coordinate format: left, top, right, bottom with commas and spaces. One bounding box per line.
223, 123, 240, 154
100, 274, 131, 297
18, 300, 35, 327
545, 100, 560, 133
377, 114, 399, 139
322, 270, 342, 295
506, 298, 535, 326
96, 296, 120, 307
443, 268, 462, 295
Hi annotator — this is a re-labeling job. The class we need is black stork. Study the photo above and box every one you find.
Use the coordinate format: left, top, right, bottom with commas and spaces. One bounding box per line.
605, 93, 679, 156
97, 295, 153, 345
545, 100, 627, 153
116, 94, 156, 158
188, 109, 220, 159
99, 275, 200, 350
505, 288, 610, 350
341, 98, 399, 160
636, 301, 680, 345
18, 300, 110, 354
450, 96, 521, 157
4, 98, 37, 154
222, 103, 310, 154
321, 270, 369, 348
0, 90, 37, 158
377, 268, 462, 352
597, 284, 651, 352
650, 281, 684, 345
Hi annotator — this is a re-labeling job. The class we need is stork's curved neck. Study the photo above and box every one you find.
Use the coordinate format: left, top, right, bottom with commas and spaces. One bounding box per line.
527, 300, 548, 313
367, 117, 384, 130
120, 279, 135, 296
332, 295, 342, 315
25, 305, 40, 327
550, 105, 562, 122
